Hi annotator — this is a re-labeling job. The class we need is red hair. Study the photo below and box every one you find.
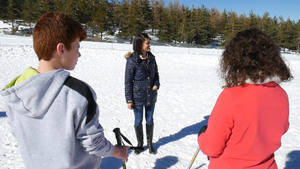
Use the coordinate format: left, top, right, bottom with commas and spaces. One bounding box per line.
33, 12, 87, 60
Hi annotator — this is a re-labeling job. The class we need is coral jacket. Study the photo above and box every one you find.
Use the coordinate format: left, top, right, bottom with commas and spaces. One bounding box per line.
198, 82, 289, 169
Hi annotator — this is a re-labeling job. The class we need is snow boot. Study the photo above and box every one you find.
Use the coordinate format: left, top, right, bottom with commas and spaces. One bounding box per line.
146, 124, 155, 154
134, 125, 144, 154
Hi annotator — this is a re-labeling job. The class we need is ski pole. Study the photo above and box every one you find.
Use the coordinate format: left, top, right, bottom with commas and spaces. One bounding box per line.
113, 128, 127, 169
188, 125, 210, 169
187, 147, 200, 169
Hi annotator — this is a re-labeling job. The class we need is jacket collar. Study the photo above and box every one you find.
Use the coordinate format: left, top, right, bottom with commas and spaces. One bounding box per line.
245, 76, 281, 84
133, 52, 153, 63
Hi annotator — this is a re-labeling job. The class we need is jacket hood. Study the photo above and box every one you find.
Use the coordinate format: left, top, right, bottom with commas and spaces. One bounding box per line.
1, 69, 69, 118
124, 52, 132, 59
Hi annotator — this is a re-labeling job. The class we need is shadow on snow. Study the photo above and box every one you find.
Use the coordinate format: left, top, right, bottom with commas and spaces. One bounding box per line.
100, 115, 209, 169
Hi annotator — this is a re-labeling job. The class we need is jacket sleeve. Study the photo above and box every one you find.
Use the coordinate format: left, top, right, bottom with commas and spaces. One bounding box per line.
75, 89, 114, 157
198, 89, 234, 158
125, 58, 135, 103
153, 58, 160, 89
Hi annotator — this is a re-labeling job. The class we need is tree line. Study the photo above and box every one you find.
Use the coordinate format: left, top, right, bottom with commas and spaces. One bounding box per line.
0, 0, 299, 51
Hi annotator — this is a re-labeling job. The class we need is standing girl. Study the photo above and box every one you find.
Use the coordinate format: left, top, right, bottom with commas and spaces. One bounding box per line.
125, 33, 160, 154
198, 29, 293, 169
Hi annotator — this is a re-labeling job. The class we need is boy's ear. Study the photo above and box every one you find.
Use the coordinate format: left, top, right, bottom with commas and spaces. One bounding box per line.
56, 43, 65, 56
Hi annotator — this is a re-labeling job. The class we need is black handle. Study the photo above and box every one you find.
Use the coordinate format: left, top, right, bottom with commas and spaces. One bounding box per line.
113, 128, 127, 169
129, 146, 144, 150
113, 128, 122, 146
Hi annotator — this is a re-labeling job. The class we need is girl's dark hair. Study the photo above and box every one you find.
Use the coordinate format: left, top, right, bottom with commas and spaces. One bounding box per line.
133, 33, 151, 55
221, 28, 293, 88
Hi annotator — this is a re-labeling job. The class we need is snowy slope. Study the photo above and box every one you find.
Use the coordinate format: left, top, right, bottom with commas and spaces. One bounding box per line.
0, 34, 299, 169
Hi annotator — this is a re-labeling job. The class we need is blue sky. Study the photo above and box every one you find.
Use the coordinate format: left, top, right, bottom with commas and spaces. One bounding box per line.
165, 0, 299, 22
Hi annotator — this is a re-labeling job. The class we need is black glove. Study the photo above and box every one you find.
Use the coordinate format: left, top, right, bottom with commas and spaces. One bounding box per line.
198, 125, 209, 160
198, 125, 208, 136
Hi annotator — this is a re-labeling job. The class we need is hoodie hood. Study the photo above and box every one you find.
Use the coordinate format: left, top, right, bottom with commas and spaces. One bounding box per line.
1, 69, 69, 118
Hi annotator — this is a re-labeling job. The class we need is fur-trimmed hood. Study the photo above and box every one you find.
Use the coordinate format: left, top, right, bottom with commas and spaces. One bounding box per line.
124, 52, 132, 59
124, 52, 155, 61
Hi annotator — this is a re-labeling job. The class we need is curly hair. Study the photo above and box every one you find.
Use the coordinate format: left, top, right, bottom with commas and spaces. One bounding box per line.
221, 28, 293, 88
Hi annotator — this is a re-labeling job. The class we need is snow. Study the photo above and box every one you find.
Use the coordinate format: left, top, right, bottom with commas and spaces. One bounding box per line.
0, 21, 11, 35
0, 34, 299, 169
0, 21, 10, 29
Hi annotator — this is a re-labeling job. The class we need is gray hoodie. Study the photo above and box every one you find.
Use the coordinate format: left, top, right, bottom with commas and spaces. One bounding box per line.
1, 69, 114, 169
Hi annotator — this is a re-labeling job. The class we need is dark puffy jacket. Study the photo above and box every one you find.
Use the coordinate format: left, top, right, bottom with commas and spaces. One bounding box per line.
125, 52, 160, 106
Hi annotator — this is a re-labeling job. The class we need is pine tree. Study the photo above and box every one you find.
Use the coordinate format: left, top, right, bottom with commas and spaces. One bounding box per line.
178, 6, 191, 43
237, 14, 248, 32
7, 0, 19, 33
36, 0, 55, 16
216, 10, 227, 43
260, 12, 271, 32
157, 2, 172, 42
54, 0, 77, 18
124, 0, 147, 42
278, 16, 286, 49
77, 0, 98, 24
268, 17, 280, 44
0, 0, 8, 19
209, 8, 220, 41
167, 0, 182, 43
141, 0, 152, 30
22, 0, 39, 28
248, 11, 259, 29
197, 6, 213, 45
105, 0, 115, 35
224, 11, 239, 44
279, 18, 297, 50
186, 7, 197, 44
90, 0, 109, 40
259, 13, 280, 45
117, 0, 130, 39
184, 8, 195, 44
110, 0, 123, 33
151, 0, 164, 35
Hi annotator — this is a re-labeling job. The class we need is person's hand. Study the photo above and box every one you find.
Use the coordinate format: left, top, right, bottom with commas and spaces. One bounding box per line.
127, 103, 133, 110
152, 85, 158, 91
111, 146, 129, 161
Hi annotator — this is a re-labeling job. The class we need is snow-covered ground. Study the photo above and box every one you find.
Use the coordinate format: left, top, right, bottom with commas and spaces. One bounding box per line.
0, 21, 11, 35
0, 34, 299, 169
0, 21, 10, 29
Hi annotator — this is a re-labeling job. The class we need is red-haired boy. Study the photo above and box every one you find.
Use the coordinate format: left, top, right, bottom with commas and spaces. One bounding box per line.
1, 12, 128, 169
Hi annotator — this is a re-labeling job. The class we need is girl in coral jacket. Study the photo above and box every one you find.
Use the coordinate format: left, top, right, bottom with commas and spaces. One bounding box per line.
198, 29, 293, 169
